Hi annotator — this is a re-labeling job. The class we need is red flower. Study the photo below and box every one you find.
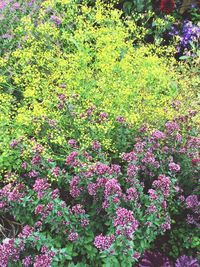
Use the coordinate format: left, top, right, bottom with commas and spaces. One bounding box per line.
160, 0, 175, 14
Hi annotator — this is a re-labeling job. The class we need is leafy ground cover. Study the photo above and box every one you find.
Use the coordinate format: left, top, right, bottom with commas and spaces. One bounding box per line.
0, 0, 199, 266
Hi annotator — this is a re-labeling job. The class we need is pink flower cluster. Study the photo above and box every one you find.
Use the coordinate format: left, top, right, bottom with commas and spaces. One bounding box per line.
169, 162, 181, 172
165, 121, 180, 133
68, 139, 77, 148
68, 232, 79, 242
66, 151, 79, 167
31, 155, 41, 165
103, 178, 122, 208
122, 151, 137, 162
0, 183, 25, 202
152, 175, 171, 197
69, 176, 82, 198
19, 225, 33, 238
51, 166, 61, 177
71, 204, 85, 215
33, 254, 53, 267
94, 234, 115, 251
125, 187, 138, 201
114, 208, 139, 238
152, 130, 166, 140
33, 179, 50, 199
92, 140, 101, 150
186, 195, 199, 209
0, 239, 20, 267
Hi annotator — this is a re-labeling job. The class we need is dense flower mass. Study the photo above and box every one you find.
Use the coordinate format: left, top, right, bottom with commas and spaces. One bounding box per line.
0, 0, 199, 266
139, 251, 172, 267
175, 255, 199, 267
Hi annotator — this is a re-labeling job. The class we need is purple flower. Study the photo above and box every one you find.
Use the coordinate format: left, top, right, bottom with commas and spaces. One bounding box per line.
23, 256, 32, 267
94, 234, 115, 251
94, 163, 110, 175
33, 254, 52, 267
12, 2, 20, 9
126, 187, 138, 201
0, 1, 6, 10
152, 130, 166, 139
103, 178, 122, 208
28, 170, 39, 178
127, 164, 139, 177
68, 232, 79, 242
81, 218, 89, 227
122, 151, 137, 162
169, 162, 181, 172
114, 207, 139, 238
0, 238, 20, 266
110, 164, 121, 175
139, 251, 172, 267
148, 189, 158, 200
31, 155, 41, 165
71, 204, 85, 215
51, 15, 62, 25
152, 175, 171, 197
33, 178, 50, 198
186, 195, 199, 209
175, 255, 199, 267
66, 151, 79, 167
69, 176, 82, 198
99, 112, 108, 120
68, 139, 77, 148
92, 140, 101, 150
165, 121, 180, 133
10, 139, 18, 148
51, 166, 61, 177
51, 189, 59, 199
35, 204, 45, 215
116, 116, 125, 123
19, 225, 33, 238
87, 182, 97, 196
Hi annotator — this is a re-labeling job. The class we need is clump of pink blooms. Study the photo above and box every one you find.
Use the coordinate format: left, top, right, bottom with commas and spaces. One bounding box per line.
94, 234, 115, 251
114, 207, 139, 238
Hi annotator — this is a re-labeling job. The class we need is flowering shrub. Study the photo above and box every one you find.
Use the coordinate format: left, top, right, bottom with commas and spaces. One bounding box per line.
0, 114, 199, 265
0, 0, 199, 266
0, 0, 199, 175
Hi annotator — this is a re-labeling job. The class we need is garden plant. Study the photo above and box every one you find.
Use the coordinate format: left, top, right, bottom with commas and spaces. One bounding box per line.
0, 0, 199, 266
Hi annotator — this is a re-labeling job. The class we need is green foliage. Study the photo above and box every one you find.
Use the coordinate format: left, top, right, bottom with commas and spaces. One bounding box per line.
1, 0, 198, 175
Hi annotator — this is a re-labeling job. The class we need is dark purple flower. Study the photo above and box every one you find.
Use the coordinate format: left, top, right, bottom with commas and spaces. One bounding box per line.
175, 255, 199, 267
139, 251, 172, 267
